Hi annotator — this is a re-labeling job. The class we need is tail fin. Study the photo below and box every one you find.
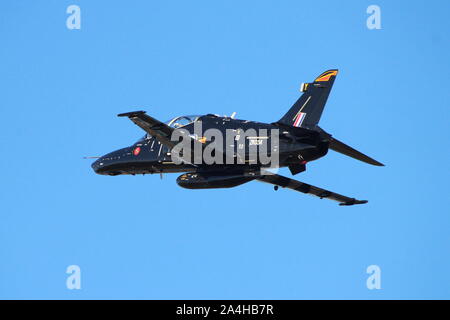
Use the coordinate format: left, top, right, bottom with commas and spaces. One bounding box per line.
278, 69, 338, 129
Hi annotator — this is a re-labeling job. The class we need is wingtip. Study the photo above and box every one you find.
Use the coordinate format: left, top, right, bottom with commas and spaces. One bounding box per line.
339, 199, 368, 206
117, 110, 146, 117
371, 160, 385, 167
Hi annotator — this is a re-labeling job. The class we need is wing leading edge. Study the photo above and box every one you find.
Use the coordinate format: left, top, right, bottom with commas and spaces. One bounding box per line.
118, 110, 206, 165
257, 172, 367, 206
118, 111, 175, 147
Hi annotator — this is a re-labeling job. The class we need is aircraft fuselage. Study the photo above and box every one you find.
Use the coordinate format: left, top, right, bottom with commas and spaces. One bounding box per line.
91, 114, 329, 177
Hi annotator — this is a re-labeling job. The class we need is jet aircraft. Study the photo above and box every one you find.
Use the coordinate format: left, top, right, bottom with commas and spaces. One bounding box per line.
92, 69, 383, 205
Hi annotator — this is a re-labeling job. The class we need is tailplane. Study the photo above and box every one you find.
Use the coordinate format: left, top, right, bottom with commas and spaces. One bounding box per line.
278, 69, 338, 129
329, 137, 384, 166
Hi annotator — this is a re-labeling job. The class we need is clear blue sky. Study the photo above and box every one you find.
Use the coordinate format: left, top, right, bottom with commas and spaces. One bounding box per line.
0, 0, 448, 299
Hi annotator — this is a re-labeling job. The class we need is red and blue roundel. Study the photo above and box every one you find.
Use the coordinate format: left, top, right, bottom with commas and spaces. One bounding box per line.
133, 147, 141, 156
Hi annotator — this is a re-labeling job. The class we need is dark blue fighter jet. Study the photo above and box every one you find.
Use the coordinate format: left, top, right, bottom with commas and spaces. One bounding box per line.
92, 70, 383, 205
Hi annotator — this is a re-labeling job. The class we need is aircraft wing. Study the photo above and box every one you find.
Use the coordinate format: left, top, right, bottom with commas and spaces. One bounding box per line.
118, 110, 205, 164
256, 172, 367, 206
118, 111, 176, 147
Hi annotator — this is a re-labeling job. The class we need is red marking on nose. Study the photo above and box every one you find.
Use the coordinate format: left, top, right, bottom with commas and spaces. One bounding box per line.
133, 147, 141, 156
300, 160, 307, 165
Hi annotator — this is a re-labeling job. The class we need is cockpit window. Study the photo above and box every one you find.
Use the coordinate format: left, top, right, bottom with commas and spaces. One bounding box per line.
166, 115, 201, 128
135, 115, 202, 143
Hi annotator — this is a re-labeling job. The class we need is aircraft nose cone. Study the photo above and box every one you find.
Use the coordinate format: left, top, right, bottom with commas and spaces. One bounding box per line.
91, 158, 103, 174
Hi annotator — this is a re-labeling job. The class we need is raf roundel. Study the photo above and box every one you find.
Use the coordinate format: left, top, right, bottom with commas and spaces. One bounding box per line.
133, 147, 141, 156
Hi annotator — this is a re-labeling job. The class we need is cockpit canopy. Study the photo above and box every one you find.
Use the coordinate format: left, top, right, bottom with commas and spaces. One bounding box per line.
166, 115, 201, 128
136, 115, 202, 142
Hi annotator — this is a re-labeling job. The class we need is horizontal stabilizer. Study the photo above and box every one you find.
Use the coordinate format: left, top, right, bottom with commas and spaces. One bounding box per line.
329, 137, 384, 166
